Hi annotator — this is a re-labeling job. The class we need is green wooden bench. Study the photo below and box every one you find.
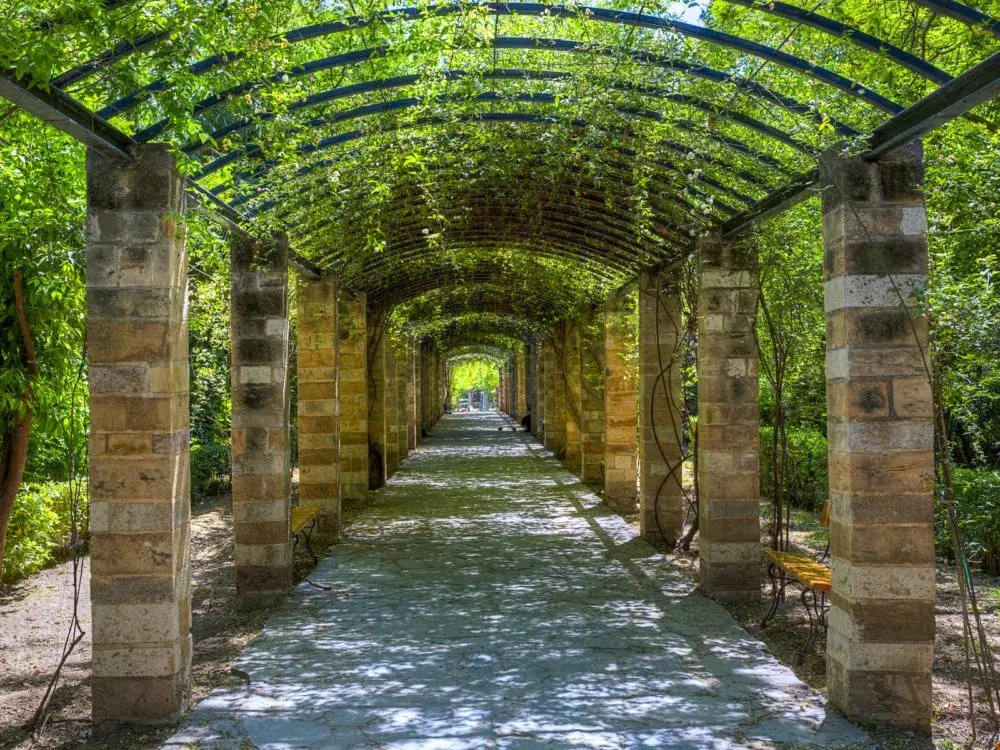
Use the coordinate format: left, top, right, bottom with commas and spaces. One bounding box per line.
760, 503, 831, 663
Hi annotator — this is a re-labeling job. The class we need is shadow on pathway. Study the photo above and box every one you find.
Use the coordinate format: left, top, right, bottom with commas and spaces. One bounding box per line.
165, 412, 870, 749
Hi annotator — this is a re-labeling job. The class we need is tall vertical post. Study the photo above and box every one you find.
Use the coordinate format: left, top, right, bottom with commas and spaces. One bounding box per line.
397, 341, 409, 463
697, 233, 760, 599
411, 342, 422, 445
384, 341, 399, 478
821, 143, 934, 731
580, 305, 606, 484
639, 270, 684, 546
231, 233, 292, 601
297, 273, 340, 540
564, 321, 584, 474
543, 333, 567, 457
534, 341, 545, 440
516, 348, 528, 419
526, 342, 538, 430
604, 294, 638, 512
338, 295, 368, 507
367, 315, 387, 487
87, 145, 192, 723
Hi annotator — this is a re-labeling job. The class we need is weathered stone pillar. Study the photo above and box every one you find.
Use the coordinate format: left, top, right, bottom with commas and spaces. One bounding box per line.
604, 294, 638, 512
384, 342, 400, 478
297, 273, 340, 540
697, 233, 760, 599
516, 348, 528, 419
563, 321, 584, 474
87, 145, 192, 723
412, 343, 422, 445
639, 270, 684, 546
534, 341, 545, 440
526, 342, 538, 429
338, 295, 368, 505
580, 306, 606, 484
821, 143, 934, 731
231, 233, 292, 601
396, 341, 409, 463
367, 315, 388, 488
543, 335, 566, 457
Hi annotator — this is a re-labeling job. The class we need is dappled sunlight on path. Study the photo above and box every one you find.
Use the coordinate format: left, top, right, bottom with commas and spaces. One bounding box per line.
166, 413, 869, 749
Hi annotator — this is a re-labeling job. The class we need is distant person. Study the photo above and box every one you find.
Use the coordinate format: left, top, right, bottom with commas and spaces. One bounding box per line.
520, 404, 531, 432
444, 401, 451, 414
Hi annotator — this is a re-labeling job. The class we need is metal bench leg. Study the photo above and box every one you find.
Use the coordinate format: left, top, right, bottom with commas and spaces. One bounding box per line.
303, 517, 318, 565
760, 563, 784, 628
798, 588, 824, 664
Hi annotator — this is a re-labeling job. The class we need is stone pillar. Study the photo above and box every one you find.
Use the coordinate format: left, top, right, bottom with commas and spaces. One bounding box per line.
86, 145, 192, 723
580, 306, 606, 484
338, 295, 368, 505
367, 316, 388, 488
397, 341, 409, 463
543, 335, 566, 457
384, 342, 400, 478
516, 349, 528, 420
563, 322, 584, 474
413, 342, 424, 447
639, 270, 684, 546
604, 294, 638, 512
526, 342, 538, 429
231, 233, 292, 601
297, 273, 340, 540
534, 342, 545, 440
697, 233, 760, 599
821, 143, 934, 731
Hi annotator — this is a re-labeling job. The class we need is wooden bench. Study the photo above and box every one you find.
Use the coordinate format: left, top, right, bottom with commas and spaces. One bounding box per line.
760, 503, 831, 663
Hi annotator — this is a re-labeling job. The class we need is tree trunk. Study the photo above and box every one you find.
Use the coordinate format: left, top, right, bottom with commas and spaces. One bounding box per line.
0, 269, 37, 584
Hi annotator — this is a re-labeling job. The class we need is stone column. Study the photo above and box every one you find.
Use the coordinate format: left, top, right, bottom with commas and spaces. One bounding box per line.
697, 233, 760, 599
543, 335, 566, 457
367, 317, 387, 488
86, 145, 192, 723
384, 342, 400, 478
580, 306, 606, 484
297, 273, 339, 540
526, 342, 538, 429
534, 342, 545, 440
604, 294, 638, 512
411, 343, 421, 445
231, 233, 292, 601
639, 270, 684, 546
338, 295, 368, 506
516, 349, 528, 419
397, 341, 409, 463
821, 143, 934, 731
563, 322, 584, 474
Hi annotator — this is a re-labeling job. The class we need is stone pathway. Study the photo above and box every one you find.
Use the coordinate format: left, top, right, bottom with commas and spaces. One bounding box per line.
166, 413, 870, 749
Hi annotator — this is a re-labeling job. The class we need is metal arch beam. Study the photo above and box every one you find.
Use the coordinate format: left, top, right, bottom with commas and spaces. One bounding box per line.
181, 82, 819, 164
907, 0, 1000, 38
89, 3, 905, 122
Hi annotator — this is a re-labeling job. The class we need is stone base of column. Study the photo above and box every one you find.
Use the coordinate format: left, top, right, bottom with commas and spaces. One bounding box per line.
92, 652, 191, 725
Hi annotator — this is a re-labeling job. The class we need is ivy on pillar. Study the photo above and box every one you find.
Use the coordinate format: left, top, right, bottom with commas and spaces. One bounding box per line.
339, 295, 368, 505
821, 143, 935, 731
639, 270, 684, 546
603, 294, 638, 512
563, 321, 584, 474
580, 305, 606, 484
87, 145, 192, 724
697, 233, 760, 599
297, 273, 339, 540
231, 232, 292, 602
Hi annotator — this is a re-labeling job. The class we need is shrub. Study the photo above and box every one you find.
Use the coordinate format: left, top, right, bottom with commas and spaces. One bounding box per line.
3, 481, 87, 584
760, 426, 828, 511
937, 468, 1000, 575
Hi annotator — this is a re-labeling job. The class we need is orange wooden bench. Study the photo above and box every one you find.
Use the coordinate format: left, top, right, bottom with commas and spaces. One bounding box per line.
760, 503, 831, 662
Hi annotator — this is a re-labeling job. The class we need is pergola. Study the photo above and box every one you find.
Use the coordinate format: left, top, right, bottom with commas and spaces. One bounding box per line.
3, 0, 999, 733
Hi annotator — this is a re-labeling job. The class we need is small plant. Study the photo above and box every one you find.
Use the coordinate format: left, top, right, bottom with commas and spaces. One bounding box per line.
2, 481, 87, 584
938, 468, 1000, 575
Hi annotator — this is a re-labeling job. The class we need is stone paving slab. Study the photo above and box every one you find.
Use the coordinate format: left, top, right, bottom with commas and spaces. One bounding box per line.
165, 413, 871, 749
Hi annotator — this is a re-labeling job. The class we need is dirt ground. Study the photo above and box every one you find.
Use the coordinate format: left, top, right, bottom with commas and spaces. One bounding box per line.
628, 504, 1000, 750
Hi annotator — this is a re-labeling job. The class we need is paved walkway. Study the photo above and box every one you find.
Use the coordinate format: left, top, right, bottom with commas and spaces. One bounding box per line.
167, 413, 869, 749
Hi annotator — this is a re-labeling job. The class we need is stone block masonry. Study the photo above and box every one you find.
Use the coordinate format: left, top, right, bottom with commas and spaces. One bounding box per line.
339, 296, 368, 506
697, 233, 760, 600
603, 294, 638, 512
86, 145, 192, 723
542, 338, 566, 457
397, 340, 410, 463
411, 343, 421, 446
821, 142, 935, 732
231, 232, 292, 602
297, 273, 339, 540
516, 348, 528, 420
580, 306, 606, 484
533, 341, 545, 440
639, 271, 684, 546
563, 321, 584, 474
